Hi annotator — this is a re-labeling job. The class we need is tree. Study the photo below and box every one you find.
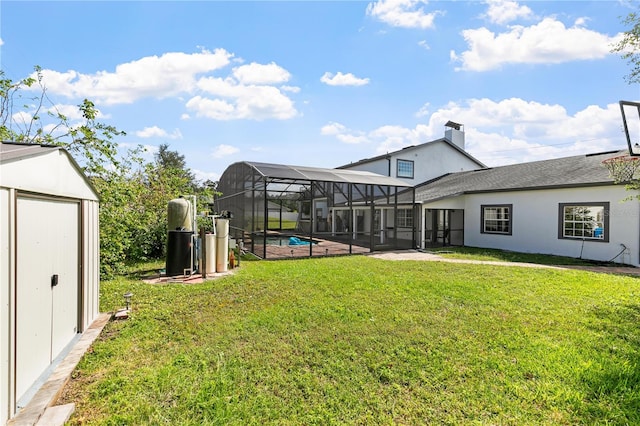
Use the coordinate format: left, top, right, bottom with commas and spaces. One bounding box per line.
1, 67, 218, 276
0, 67, 124, 173
613, 7, 640, 85
1, 67, 134, 276
132, 145, 197, 260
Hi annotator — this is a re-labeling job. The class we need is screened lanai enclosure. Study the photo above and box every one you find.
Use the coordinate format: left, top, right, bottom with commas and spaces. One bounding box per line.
216, 162, 416, 259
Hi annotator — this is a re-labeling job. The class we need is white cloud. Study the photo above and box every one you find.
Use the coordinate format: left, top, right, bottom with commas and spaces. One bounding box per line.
232, 62, 291, 84
321, 122, 369, 144
320, 122, 348, 136
434, 99, 624, 164
484, 0, 532, 25
320, 72, 370, 87
366, 0, 441, 29
574, 17, 587, 27
211, 144, 239, 158
323, 98, 624, 166
322, 121, 429, 150
28, 48, 300, 122
47, 104, 85, 121
280, 85, 301, 93
33, 48, 234, 104
451, 17, 623, 71
193, 169, 220, 183
13, 102, 100, 135
415, 102, 430, 117
187, 79, 297, 120
369, 124, 432, 153
418, 40, 430, 50
135, 126, 183, 139
0, 38, 4, 46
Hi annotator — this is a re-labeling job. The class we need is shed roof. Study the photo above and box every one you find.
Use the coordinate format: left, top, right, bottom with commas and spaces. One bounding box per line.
1, 141, 99, 200
0, 141, 60, 162
415, 149, 626, 203
243, 161, 413, 187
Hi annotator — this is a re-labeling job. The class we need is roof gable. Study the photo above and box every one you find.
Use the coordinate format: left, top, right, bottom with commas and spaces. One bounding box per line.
337, 138, 486, 169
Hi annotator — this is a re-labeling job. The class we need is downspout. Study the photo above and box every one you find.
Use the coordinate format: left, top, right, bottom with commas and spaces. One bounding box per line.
369, 185, 375, 251
412, 188, 417, 249
393, 186, 398, 249
348, 183, 353, 254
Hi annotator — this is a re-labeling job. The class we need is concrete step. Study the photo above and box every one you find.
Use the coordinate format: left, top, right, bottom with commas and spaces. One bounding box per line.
35, 403, 75, 426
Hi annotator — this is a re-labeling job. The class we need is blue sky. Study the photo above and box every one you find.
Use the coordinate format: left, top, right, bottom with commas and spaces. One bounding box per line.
2, 1, 639, 182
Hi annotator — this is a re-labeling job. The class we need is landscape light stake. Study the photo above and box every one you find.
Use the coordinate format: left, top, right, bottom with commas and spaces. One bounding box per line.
124, 292, 133, 311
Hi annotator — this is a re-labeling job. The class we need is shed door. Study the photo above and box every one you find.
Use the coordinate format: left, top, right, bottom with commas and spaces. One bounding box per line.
15, 196, 79, 402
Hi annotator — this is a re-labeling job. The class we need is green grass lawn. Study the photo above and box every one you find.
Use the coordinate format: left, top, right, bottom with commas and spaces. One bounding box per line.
60, 256, 640, 425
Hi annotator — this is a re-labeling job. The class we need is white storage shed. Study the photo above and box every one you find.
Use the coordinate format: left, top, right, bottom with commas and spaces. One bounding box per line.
0, 142, 100, 424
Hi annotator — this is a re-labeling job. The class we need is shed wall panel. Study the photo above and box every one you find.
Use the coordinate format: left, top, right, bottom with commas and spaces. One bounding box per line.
82, 200, 100, 329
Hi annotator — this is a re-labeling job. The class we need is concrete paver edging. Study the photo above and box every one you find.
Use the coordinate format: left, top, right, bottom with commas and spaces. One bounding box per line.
8, 313, 111, 426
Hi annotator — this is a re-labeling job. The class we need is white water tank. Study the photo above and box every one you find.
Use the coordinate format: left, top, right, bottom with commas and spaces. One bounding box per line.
168, 197, 193, 231
204, 233, 217, 275
215, 218, 229, 272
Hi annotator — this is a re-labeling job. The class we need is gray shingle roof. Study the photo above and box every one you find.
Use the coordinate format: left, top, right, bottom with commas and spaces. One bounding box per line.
415, 150, 627, 203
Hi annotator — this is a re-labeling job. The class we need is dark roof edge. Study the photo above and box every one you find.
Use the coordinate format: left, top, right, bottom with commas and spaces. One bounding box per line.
418, 181, 624, 204
464, 181, 622, 193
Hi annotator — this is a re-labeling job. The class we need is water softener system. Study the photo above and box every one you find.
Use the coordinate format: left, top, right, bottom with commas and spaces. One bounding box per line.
166, 196, 194, 276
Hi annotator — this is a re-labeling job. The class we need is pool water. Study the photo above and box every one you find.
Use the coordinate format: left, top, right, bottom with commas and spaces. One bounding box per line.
265, 236, 317, 246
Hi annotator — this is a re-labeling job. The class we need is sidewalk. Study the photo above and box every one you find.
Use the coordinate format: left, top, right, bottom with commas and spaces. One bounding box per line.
368, 250, 640, 277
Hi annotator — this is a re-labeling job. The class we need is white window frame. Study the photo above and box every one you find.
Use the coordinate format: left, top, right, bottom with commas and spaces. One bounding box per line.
397, 208, 414, 228
481, 204, 512, 235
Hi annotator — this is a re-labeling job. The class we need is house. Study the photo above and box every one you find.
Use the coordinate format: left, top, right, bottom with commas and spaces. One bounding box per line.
414, 149, 639, 266
217, 122, 638, 267
0, 142, 100, 424
335, 122, 639, 266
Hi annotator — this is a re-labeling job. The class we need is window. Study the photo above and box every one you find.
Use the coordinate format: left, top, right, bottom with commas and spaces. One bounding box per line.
397, 208, 413, 228
481, 204, 512, 235
559, 202, 609, 242
397, 159, 414, 178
